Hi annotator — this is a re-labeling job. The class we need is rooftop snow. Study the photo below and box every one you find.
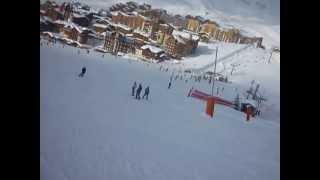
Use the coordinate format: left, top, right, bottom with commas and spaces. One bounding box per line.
63, 22, 82, 33
160, 24, 169, 27
111, 11, 129, 17
133, 29, 150, 37
114, 23, 132, 31
54, 20, 67, 25
172, 30, 199, 41
72, 13, 86, 18
138, 14, 151, 21
93, 23, 108, 29
141, 45, 164, 53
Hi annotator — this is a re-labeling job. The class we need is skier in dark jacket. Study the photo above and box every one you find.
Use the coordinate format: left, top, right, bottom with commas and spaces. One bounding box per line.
136, 84, 142, 99
132, 81, 137, 96
142, 86, 150, 100
168, 81, 172, 89
78, 66, 86, 77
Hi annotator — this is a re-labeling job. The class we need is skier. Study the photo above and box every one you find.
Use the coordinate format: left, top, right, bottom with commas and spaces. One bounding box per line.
78, 66, 86, 77
168, 81, 172, 89
187, 86, 194, 97
257, 110, 261, 116
132, 81, 137, 96
136, 84, 142, 99
142, 86, 150, 100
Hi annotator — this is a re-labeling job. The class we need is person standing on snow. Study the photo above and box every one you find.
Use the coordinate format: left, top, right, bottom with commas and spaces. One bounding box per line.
142, 86, 150, 100
136, 84, 142, 99
78, 66, 86, 77
168, 80, 172, 89
132, 81, 137, 96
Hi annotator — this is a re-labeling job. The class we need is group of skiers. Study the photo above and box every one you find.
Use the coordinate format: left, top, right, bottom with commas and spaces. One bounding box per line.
159, 65, 169, 72
132, 82, 150, 100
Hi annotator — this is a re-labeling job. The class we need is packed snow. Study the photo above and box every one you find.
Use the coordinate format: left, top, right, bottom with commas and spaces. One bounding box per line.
41, 40, 279, 180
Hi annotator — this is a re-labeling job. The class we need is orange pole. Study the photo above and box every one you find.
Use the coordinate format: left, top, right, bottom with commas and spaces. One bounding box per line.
206, 97, 215, 118
246, 106, 251, 121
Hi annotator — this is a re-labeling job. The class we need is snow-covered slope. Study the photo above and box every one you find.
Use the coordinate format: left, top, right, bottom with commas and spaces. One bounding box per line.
41, 41, 279, 180
160, 41, 280, 123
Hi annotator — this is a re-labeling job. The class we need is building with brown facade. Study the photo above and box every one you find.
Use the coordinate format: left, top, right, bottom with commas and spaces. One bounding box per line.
104, 31, 135, 54
46, 6, 64, 21
140, 45, 164, 60
200, 20, 219, 37
111, 11, 148, 30
185, 15, 201, 33
164, 30, 199, 59
114, 24, 134, 34
133, 30, 149, 41
111, 11, 162, 40
155, 23, 174, 45
62, 23, 82, 41
93, 23, 108, 34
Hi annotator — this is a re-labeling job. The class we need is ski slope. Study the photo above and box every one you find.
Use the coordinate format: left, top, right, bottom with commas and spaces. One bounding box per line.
40, 42, 279, 180
160, 41, 280, 123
